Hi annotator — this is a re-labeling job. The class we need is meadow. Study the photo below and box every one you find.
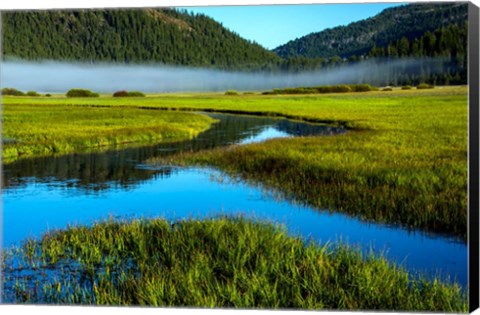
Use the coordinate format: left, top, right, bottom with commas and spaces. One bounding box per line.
2, 216, 467, 311
1, 86, 468, 309
2, 86, 468, 238
2, 103, 215, 164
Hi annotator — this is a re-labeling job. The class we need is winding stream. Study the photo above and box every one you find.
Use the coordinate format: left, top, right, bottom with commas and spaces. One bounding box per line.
2, 112, 467, 287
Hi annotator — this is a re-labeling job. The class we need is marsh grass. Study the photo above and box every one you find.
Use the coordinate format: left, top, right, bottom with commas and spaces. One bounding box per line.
262, 84, 378, 95
142, 87, 466, 239
3, 87, 468, 238
157, 131, 466, 239
2, 104, 215, 163
1, 217, 467, 311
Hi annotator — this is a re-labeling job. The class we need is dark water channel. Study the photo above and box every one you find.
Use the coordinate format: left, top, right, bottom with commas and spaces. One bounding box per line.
1, 112, 467, 287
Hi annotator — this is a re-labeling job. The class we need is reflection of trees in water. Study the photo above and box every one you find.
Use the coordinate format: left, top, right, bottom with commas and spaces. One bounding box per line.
274, 119, 346, 137
2, 146, 175, 192
3, 113, 345, 192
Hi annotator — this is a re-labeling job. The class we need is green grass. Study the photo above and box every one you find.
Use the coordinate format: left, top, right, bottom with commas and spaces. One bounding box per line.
2, 104, 215, 163
147, 86, 466, 239
2, 86, 468, 238
1, 217, 467, 311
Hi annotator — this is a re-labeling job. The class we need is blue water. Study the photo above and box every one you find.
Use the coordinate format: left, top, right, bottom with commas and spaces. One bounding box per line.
1, 112, 467, 287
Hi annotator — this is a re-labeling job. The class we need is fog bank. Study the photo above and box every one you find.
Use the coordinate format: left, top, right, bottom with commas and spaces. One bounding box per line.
1, 58, 454, 93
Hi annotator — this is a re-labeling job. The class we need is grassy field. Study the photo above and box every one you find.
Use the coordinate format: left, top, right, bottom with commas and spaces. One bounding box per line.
1, 87, 468, 309
1, 217, 467, 311
2, 86, 468, 238
2, 103, 215, 163
148, 87, 466, 239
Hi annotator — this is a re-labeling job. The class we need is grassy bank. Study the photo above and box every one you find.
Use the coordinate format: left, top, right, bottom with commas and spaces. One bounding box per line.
1, 217, 467, 311
2, 104, 215, 163
152, 87, 467, 239
2, 86, 468, 238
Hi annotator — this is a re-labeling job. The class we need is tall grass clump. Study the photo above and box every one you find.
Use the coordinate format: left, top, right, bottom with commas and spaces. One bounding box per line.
2, 87, 26, 96
225, 90, 239, 95
127, 91, 146, 97
2, 217, 467, 311
417, 83, 435, 89
402, 85, 412, 90
320, 84, 352, 93
66, 88, 100, 97
2, 104, 215, 163
349, 84, 378, 92
26, 91, 41, 97
113, 90, 146, 97
113, 90, 129, 97
262, 84, 377, 95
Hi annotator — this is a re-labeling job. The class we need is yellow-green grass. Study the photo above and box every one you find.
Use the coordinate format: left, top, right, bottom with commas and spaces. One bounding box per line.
2, 104, 215, 164
152, 86, 466, 239
2, 217, 467, 311
2, 86, 468, 238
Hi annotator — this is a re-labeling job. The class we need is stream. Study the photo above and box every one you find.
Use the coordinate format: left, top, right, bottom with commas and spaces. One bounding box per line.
1, 112, 467, 288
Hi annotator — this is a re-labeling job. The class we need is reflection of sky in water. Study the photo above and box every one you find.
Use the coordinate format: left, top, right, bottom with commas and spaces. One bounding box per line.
3, 168, 467, 287
2, 112, 467, 289
239, 127, 291, 144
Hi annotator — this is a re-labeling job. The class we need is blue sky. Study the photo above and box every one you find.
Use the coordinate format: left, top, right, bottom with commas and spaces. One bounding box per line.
178, 3, 403, 49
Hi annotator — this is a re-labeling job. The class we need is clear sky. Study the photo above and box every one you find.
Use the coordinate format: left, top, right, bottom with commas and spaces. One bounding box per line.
178, 3, 403, 49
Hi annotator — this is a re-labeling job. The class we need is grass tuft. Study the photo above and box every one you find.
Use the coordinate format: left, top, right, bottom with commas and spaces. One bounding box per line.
2, 105, 215, 163
66, 88, 100, 98
2, 217, 467, 311
417, 83, 435, 90
262, 84, 378, 95
2, 87, 26, 96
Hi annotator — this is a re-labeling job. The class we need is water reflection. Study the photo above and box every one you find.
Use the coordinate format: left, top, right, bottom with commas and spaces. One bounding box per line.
2, 112, 345, 192
1, 112, 467, 288
3, 168, 467, 287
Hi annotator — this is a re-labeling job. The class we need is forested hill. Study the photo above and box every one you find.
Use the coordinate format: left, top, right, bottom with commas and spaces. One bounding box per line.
273, 3, 468, 59
2, 8, 282, 70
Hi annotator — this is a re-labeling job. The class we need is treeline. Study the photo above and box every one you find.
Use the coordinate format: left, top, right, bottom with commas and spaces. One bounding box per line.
274, 22, 468, 85
369, 23, 468, 59
367, 23, 468, 85
2, 9, 281, 71
1, 7, 468, 85
273, 3, 467, 59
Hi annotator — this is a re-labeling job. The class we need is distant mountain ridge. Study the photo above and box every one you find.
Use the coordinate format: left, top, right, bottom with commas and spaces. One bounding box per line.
1, 3, 469, 80
273, 3, 468, 59
2, 8, 282, 70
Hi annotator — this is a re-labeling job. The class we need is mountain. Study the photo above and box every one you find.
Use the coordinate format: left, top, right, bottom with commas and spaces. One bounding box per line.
273, 3, 468, 59
2, 8, 282, 70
